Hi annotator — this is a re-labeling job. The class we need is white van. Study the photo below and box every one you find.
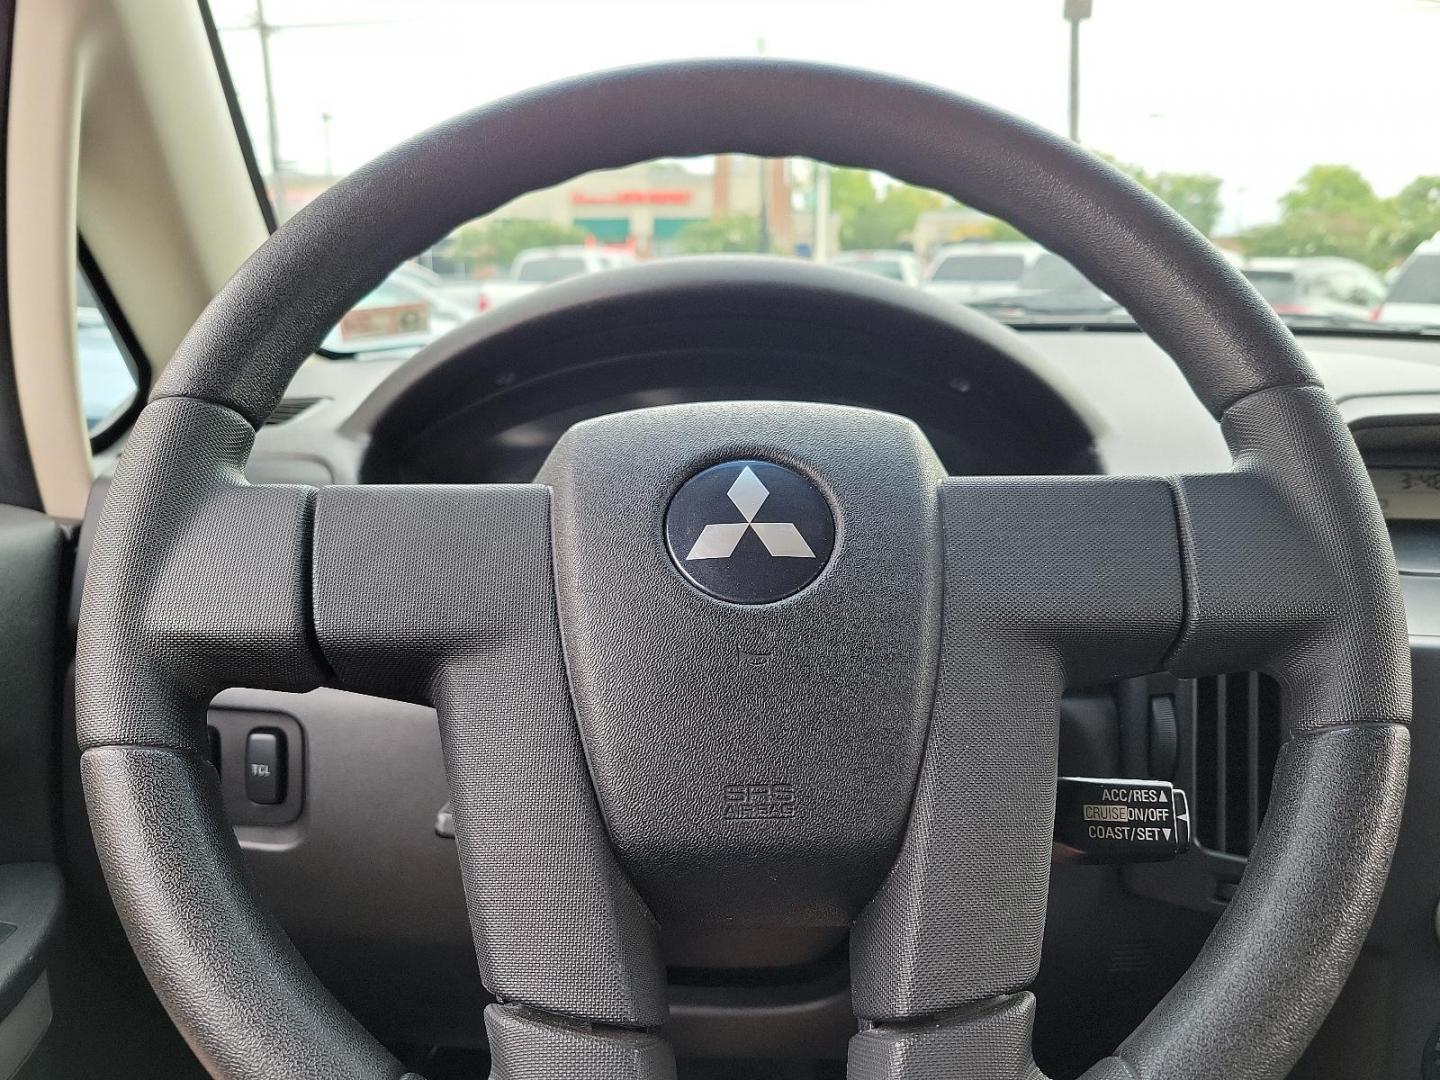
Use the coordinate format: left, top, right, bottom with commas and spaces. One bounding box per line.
921, 242, 1042, 304
1376, 234, 1440, 327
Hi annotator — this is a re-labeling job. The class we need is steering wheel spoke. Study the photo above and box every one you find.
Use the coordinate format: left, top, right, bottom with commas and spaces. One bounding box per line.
939, 474, 1185, 685
485, 1005, 676, 1080
1167, 385, 1409, 730
851, 475, 1182, 1027
77, 397, 325, 757
310, 483, 552, 700
311, 482, 670, 1035
851, 993, 1045, 1080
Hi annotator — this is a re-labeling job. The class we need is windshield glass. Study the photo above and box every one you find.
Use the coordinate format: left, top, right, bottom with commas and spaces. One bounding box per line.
928, 254, 1027, 284
832, 256, 907, 281
1242, 271, 1301, 307
1389, 255, 1440, 306
208, 0, 1440, 350
1021, 254, 1086, 292
514, 256, 590, 284
846, 263, 902, 280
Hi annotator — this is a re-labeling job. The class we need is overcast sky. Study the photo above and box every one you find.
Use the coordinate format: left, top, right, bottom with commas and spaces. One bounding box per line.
212, 0, 1440, 233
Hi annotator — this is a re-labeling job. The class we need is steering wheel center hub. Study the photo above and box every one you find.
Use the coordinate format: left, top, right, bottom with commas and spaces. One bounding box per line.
537, 402, 944, 926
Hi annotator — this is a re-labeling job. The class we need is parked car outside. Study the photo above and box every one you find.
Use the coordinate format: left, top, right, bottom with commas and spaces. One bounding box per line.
1374, 235, 1440, 326
1238, 256, 1386, 324
474, 246, 637, 312
829, 250, 922, 286
921, 242, 1041, 304
969, 251, 1121, 319
322, 263, 472, 354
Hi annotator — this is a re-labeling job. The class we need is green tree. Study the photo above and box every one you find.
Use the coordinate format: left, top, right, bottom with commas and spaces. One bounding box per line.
1385, 175, 1440, 265
1240, 165, 1391, 266
1144, 172, 1224, 236
828, 168, 947, 250
451, 218, 587, 269
1280, 164, 1381, 216
675, 215, 766, 254
828, 167, 879, 221
848, 184, 947, 250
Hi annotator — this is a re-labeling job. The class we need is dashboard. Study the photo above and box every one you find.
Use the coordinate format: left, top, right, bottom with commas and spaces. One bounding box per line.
347, 259, 1103, 485
90, 263, 1440, 1077
1371, 467, 1440, 521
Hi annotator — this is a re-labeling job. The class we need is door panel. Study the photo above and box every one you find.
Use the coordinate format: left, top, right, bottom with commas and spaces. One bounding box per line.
0, 507, 64, 1078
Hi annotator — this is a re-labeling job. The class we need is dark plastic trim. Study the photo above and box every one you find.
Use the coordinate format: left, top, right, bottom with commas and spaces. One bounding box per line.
0, 506, 65, 866
79, 237, 150, 452
196, 0, 276, 235
0, 863, 62, 1021
345, 256, 1100, 482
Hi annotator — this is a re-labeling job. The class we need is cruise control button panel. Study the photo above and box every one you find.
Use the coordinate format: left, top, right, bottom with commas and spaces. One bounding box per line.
1054, 776, 1191, 863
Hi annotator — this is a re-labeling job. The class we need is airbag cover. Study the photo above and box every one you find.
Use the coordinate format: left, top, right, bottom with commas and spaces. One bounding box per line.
537, 402, 945, 927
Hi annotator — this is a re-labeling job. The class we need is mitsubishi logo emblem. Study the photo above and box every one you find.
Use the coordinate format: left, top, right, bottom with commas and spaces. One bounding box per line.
685, 466, 816, 561
665, 460, 835, 604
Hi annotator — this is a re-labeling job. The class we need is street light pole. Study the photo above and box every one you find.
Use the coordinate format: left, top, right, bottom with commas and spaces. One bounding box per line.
1064, 0, 1093, 144
754, 36, 770, 253
757, 159, 771, 254
238, 7, 403, 221
1067, 16, 1080, 142
813, 163, 831, 263
255, 0, 286, 216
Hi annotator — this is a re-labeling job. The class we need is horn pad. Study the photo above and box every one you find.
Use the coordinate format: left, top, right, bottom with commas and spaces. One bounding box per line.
536, 401, 945, 928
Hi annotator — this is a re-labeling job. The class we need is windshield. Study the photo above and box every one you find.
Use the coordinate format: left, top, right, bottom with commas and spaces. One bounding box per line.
1242, 271, 1301, 307
514, 256, 590, 284
832, 256, 908, 281
208, 0, 1440, 350
1020, 254, 1086, 292
928, 255, 1027, 284
1388, 254, 1440, 306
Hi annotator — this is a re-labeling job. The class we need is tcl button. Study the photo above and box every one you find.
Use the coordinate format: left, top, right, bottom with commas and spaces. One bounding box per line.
245, 730, 285, 805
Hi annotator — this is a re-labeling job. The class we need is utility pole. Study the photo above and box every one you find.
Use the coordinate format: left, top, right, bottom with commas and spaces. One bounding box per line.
239, 7, 402, 221
757, 159, 770, 254
812, 163, 831, 262
254, 0, 286, 216
755, 36, 769, 253
1064, 0, 1093, 143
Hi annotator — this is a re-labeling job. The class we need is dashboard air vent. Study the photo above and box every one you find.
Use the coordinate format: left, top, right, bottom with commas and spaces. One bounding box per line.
264, 397, 324, 426
1191, 672, 1281, 857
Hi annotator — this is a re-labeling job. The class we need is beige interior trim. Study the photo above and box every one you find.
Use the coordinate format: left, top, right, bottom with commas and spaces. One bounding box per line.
8, 0, 269, 517
80, 2, 269, 378
8, 0, 90, 517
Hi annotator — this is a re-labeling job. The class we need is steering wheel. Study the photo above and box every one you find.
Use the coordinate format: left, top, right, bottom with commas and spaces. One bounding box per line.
77, 61, 1410, 1080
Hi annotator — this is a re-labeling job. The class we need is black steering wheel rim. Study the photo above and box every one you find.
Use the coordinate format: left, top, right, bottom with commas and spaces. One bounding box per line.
78, 59, 1410, 1080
